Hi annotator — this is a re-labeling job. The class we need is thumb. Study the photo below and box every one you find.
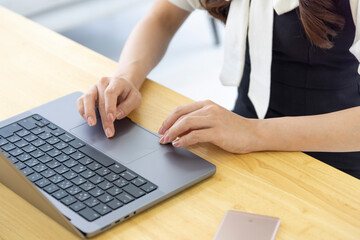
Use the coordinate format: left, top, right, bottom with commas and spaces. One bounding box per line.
116, 90, 141, 120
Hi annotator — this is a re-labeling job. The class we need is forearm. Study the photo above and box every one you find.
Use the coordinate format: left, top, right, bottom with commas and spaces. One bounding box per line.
255, 107, 360, 152
113, 1, 188, 89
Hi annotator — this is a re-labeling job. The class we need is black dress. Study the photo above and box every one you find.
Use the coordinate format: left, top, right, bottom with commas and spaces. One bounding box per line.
233, 1, 360, 179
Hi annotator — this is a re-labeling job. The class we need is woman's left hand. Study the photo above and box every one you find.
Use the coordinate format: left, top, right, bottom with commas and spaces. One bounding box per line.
158, 100, 261, 154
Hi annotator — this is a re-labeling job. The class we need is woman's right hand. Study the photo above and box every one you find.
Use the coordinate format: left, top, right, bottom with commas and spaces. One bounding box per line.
77, 76, 142, 138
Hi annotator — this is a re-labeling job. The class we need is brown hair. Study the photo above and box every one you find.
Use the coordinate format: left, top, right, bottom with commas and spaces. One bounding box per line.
201, 0, 345, 49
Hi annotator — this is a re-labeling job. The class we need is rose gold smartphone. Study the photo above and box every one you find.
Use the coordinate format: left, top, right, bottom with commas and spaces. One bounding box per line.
213, 210, 281, 240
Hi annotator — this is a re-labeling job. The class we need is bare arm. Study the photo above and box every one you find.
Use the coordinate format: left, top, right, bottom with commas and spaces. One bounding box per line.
77, 0, 190, 137
113, 0, 190, 89
256, 106, 360, 152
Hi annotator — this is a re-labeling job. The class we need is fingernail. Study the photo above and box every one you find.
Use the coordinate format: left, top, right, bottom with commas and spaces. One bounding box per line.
172, 139, 180, 147
88, 116, 94, 126
107, 113, 114, 122
116, 110, 124, 120
105, 128, 113, 138
158, 126, 164, 134
163, 134, 169, 144
159, 135, 164, 143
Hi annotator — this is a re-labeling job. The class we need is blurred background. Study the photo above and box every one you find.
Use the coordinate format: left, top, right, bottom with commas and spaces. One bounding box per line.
0, 0, 237, 109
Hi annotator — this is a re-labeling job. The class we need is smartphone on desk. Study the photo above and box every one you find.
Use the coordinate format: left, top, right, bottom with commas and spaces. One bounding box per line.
213, 210, 280, 240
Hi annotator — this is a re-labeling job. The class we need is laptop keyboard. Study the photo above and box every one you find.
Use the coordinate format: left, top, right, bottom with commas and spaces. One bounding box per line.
0, 114, 157, 222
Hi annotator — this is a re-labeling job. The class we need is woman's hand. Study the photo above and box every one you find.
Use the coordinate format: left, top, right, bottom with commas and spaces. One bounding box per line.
158, 100, 260, 153
77, 76, 142, 138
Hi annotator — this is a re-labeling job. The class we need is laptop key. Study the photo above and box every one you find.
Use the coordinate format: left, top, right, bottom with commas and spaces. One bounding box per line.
107, 186, 122, 196
105, 173, 120, 182
41, 169, 56, 178
93, 203, 112, 216
63, 170, 77, 180
89, 187, 104, 197
96, 167, 111, 177
80, 182, 96, 191
15, 139, 28, 148
46, 136, 60, 145
141, 183, 157, 193
62, 147, 76, 155
69, 139, 85, 149
80, 170, 96, 179
113, 178, 128, 188
18, 119, 37, 130
89, 175, 104, 185
49, 175, 64, 184
16, 129, 30, 137
116, 192, 134, 204
66, 186, 82, 195
58, 180, 73, 189
75, 192, 91, 201
61, 196, 77, 206
33, 163, 48, 173
87, 162, 101, 171
21, 167, 34, 176
17, 153, 32, 162
79, 208, 100, 222
71, 176, 87, 185
84, 198, 100, 208
107, 199, 123, 210
8, 156, 18, 164
132, 177, 147, 187
7, 135, 21, 143
78, 156, 93, 165
48, 149, 61, 157
15, 162, 26, 170
30, 149, 44, 158
32, 115, 42, 121
24, 134, 38, 142
35, 178, 51, 188
63, 159, 78, 168
2, 143, 16, 152
31, 128, 45, 135
123, 184, 146, 198
0, 123, 22, 138
98, 193, 114, 204
31, 139, 45, 147
28, 173, 42, 182
59, 133, 75, 143
25, 159, 39, 167
44, 184, 59, 194
54, 142, 68, 150
0, 138, 8, 146
70, 152, 84, 160
70, 202, 86, 212
120, 171, 137, 181
51, 129, 65, 137
55, 154, 70, 162
71, 164, 86, 174
78, 145, 114, 167
39, 144, 53, 152
38, 132, 52, 140
9, 148, 24, 157
47, 160, 61, 169
98, 181, 113, 191
22, 144, 36, 153
109, 164, 126, 174
38, 155, 52, 164
54, 165, 69, 174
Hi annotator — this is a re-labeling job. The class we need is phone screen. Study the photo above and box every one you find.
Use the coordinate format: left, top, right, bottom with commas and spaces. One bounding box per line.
213, 210, 281, 240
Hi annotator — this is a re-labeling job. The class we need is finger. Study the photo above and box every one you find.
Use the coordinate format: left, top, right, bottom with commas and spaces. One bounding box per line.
115, 90, 141, 120
97, 77, 114, 138
161, 115, 213, 144
76, 97, 85, 120
83, 85, 98, 126
172, 129, 214, 148
159, 101, 208, 135
104, 79, 124, 122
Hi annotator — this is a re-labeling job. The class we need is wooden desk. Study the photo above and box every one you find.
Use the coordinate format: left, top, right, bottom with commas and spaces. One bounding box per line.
0, 6, 359, 240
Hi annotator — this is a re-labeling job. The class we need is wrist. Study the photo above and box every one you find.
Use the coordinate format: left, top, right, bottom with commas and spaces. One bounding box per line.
249, 118, 271, 152
112, 74, 144, 90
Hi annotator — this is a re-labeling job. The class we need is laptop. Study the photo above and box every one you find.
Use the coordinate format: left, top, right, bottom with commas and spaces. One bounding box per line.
0, 92, 216, 238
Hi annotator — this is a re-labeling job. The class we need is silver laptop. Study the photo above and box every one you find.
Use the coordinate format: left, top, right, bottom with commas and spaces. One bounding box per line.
0, 92, 216, 238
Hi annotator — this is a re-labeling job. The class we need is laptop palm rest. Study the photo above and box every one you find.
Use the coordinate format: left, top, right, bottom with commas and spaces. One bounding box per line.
70, 118, 161, 165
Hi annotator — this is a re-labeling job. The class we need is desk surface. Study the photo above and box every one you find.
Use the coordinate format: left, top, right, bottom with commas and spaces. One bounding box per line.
0, 6, 359, 240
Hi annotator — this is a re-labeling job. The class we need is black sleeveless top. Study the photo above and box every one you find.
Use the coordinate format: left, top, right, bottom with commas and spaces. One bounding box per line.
233, 0, 360, 179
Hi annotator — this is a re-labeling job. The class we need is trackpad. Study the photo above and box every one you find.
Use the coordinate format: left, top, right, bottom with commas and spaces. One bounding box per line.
70, 118, 161, 165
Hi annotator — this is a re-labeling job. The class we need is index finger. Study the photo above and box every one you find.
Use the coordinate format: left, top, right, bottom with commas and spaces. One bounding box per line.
158, 101, 207, 135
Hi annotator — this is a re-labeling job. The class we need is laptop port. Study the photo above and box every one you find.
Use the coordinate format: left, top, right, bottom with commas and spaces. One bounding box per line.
124, 215, 130, 219
101, 224, 111, 232
115, 219, 121, 224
